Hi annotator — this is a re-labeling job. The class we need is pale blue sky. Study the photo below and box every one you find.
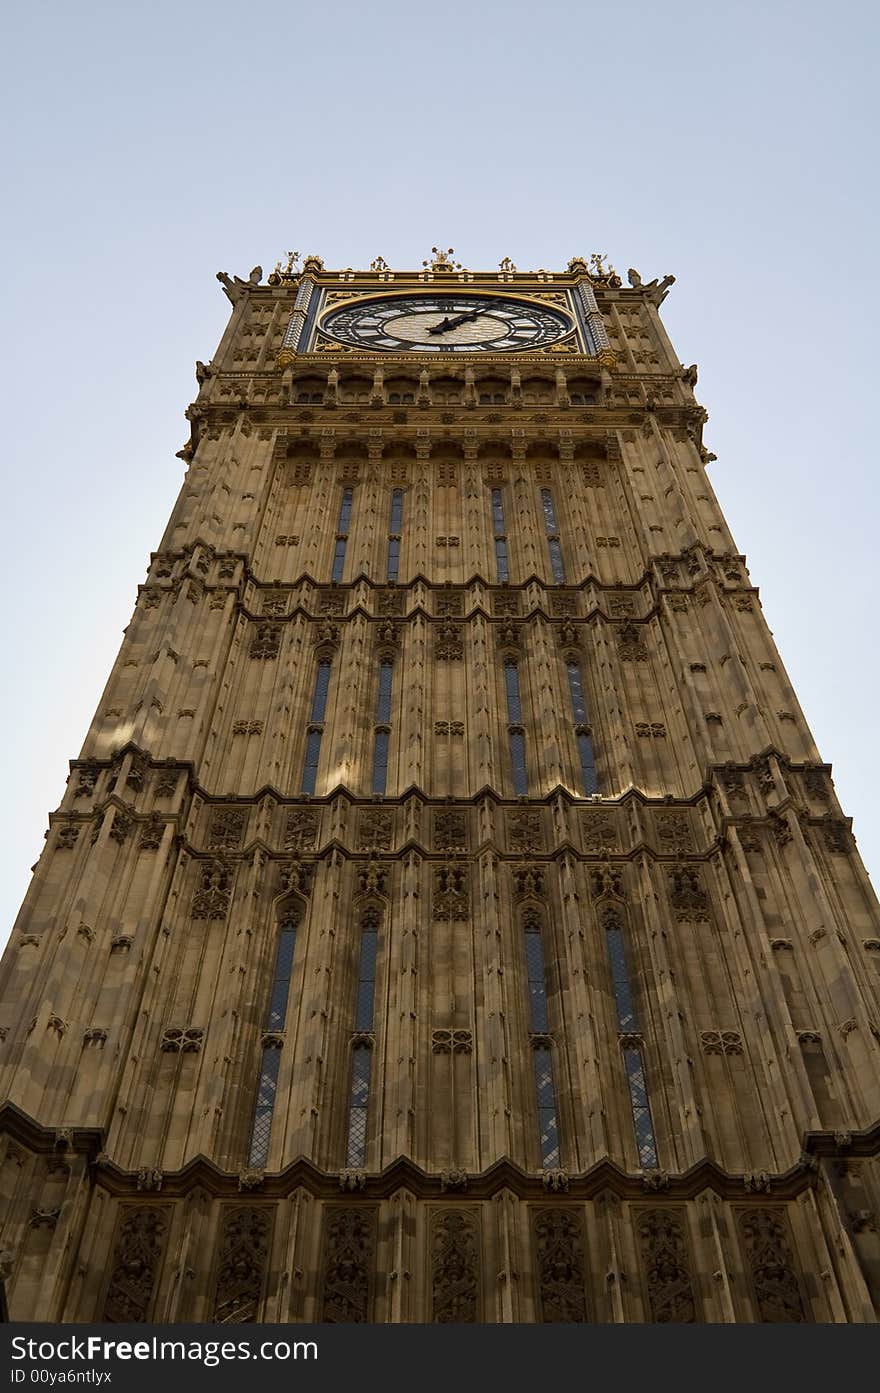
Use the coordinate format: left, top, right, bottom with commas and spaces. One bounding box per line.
2, 0, 878, 942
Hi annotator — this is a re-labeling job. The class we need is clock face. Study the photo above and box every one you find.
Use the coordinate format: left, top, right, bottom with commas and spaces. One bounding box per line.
320, 294, 572, 353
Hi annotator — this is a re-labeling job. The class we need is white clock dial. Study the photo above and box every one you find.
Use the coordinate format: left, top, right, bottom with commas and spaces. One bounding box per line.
320, 295, 572, 353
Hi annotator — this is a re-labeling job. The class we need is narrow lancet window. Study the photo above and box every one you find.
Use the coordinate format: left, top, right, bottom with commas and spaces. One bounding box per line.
301, 660, 332, 795
387, 488, 404, 582
504, 659, 528, 795
346, 910, 380, 1167
491, 486, 509, 582
566, 660, 599, 794
371, 659, 394, 795
523, 912, 560, 1168
331, 486, 354, 583
540, 488, 566, 583
248, 910, 300, 1168
604, 908, 658, 1169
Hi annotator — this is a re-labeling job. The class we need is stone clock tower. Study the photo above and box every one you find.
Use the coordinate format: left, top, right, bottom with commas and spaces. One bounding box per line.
1, 248, 878, 1324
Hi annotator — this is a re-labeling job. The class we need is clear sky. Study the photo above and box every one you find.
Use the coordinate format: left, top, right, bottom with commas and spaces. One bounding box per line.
2, 0, 878, 944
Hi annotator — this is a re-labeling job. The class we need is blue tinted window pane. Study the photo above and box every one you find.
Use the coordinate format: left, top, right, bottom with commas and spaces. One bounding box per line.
346, 1047, 372, 1167
504, 662, 522, 723
372, 730, 389, 795
389, 488, 404, 533
311, 662, 332, 722
355, 928, 379, 1030
376, 661, 394, 723
606, 924, 637, 1031
337, 487, 354, 533
331, 538, 347, 582
524, 929, 549, 1032
248, 1048, 281, 1168
577, 734, 599, 795
491, 488, 505, 534
540, 488, 559, 533
533, 1048, 560, 1167
495, 538, 509, 582
623, 1047, 658, 1168
301, 730, 322, 794
548, 538, 565, 583
386, 537, 400, 582
566, 662, 587, 723
510, 731, 528, 795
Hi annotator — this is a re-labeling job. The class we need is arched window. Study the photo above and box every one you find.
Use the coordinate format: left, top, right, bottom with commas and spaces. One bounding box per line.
603, 906, 658, 1169
386, 488, 404, 583
504, 660, 527, 795
301, 660, 333, 795
248, 907, 302, 1168
346, 908, 381, 1166
522, 909, 560, 1168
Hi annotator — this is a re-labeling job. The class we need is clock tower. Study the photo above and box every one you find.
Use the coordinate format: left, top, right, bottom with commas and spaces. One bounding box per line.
1, 248, 879, 1324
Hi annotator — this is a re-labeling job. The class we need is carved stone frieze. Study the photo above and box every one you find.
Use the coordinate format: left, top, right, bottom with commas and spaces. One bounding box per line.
616, 622, 648, 661
434, 810, 468, 851
738, 1209, 806, 1323
667, 865, 710, 921
249, 622, 282, 660
656, 814, 694, 854
433, 864, 469, 920
635, 1209, 696, 1323
211, 1207, 273, 1324
532, 1208, 588, 1322
208, 810, 245, 851
431, 1210, 479, 1323
103, 1207, 169, 1323
319, 1208, 376, 1323
507, 811, 543, 854
358, 810, 393, 851
191, 860, 234, 919
581, 813, 618, 853
284, 811, 318, 851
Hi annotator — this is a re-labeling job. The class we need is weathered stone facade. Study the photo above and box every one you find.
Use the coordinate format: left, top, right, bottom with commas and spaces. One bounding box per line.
0, 252, 878, 1322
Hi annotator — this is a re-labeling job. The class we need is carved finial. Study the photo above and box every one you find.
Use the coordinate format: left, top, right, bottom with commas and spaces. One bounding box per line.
498, 256, 517, 272
248, 266, 262, 285
589, 252, 618, 280
370, 255, 390, 272
274, 250, 300, 276
567, 256, 589, 274
423, 246, 462, 272
627, 267, 642, 287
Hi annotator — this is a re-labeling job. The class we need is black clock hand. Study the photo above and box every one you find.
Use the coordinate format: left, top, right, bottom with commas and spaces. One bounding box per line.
428, 309, 483, 336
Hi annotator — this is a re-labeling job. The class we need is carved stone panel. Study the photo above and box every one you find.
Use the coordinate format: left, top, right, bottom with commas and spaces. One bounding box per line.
655, 814, 694, 854
284, 810, 318, 851
738, 1208, 807, 1322
434, 810, 469, 851
208, 810, 246, 851
191, 860, 234, 919
358, 810, 393, 851
211, 1206, 273, 1323
667, 865, 710, 921
581, 813, 618, 853
507, 811, 544, 854
433, 865, 470, 920
319, 1207, 377, 1323
430, 1210, 479, 1323
103, 1207, 169, 1322
635, 1209, 697, 1322
532, 1208, 588, 1322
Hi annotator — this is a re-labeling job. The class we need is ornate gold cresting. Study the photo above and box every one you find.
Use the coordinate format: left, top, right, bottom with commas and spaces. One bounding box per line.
370, 255, 390, 272
423, 246, 462, 272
